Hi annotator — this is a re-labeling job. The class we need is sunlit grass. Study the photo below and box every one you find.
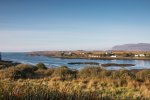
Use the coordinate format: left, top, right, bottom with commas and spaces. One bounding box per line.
0, 64, 150, 99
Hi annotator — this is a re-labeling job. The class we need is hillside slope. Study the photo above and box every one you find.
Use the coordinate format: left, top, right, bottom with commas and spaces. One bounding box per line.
112, 43, 150, 51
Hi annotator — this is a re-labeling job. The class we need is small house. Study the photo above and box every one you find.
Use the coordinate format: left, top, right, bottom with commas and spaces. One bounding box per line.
139, 54, 145, 57
80, 53, 85, 55
88, 55, 101, 58
61, 52, 72, 56
110, 55, 117, 58
134, 54, 139, 57
105, 50, 113, 55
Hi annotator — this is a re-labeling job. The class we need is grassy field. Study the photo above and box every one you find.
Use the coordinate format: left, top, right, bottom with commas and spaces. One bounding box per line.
0, 62, 150, 99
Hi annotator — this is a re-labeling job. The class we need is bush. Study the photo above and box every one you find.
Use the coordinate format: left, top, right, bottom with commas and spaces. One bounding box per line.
36, 63, 47, 70
78, 66, 105, 78
0, 66, 21, 79
1, 65, 150, 99
34, 68, 55, 78
52, 66, 77, 80
0, 64, 35, 79
111, 70, 135, 79
136, 70, 150, 81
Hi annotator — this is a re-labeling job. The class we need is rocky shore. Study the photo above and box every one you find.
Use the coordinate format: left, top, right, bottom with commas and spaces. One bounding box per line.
68, 62, 135, 67
68, 62, 100, 65
0, 60, 20, 69
101, 63, 135, 67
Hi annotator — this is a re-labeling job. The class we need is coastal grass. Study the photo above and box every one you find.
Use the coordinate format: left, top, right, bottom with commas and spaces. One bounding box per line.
0, 64, 150, 99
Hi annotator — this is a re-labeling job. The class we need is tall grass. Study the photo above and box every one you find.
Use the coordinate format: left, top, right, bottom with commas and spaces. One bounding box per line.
0, 64, 150, 99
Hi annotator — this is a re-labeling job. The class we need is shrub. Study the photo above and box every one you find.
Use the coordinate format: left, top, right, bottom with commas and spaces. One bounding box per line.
111, 70, 135, 79
78, 66, 106, 78
136, 70, 150, 81
16, 64, 35, 72
34, 68, 55, 78
0, 64, 35, 79
52, 66, 77, 80
100, 69, 112, 77
0, 66, 21, 79
36, 63, 47, 70
1, 65, 150, 99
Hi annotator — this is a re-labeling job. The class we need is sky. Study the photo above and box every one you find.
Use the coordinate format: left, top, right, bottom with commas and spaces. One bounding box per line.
0, 0, 150, 52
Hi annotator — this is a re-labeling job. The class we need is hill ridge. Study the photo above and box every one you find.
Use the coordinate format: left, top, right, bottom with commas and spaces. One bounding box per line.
112, 43, 150, 51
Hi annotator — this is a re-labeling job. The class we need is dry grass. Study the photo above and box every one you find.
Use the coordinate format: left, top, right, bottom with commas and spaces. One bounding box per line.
0, 64, 150, 99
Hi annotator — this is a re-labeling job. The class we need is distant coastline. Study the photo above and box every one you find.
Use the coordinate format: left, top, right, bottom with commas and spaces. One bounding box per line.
51, 56, 150, 60
29, 50, 150, 61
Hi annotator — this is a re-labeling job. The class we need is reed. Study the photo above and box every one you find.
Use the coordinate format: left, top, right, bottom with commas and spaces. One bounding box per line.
0, 64, 150, 99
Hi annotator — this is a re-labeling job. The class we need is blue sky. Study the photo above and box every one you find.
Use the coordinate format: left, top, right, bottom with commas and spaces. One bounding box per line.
0, 0, 150, 52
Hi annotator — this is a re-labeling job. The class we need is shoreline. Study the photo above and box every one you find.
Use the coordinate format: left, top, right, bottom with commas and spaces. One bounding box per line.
0, 59, 150, 71
48, 56, 150, 61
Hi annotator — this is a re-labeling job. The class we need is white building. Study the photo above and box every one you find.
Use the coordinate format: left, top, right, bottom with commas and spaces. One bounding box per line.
139, 54, 145, 57
80, 53, 85, 55
110, 55, 117, 58
105, 50, 113, 55
134, 54, 139, 57
134, 54, 145, 57
88, 55, 101, 58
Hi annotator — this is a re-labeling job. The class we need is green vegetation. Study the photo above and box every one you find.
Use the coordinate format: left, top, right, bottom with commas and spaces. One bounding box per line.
0, 63, 150, 99
36, 63, 47, 70
0, 64, 35, 79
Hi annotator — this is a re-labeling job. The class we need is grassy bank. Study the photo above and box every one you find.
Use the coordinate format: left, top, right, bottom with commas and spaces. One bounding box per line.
0, 63, 150, 99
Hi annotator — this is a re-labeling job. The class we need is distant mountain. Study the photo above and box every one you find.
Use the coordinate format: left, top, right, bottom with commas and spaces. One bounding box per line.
112, 43, 150, 51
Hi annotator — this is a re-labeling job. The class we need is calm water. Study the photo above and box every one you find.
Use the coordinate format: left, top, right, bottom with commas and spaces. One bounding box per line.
2, 52, 150, 70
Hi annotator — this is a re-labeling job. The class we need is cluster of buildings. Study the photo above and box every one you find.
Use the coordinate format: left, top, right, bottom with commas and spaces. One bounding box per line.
88, 51, 117, 58
60, 51, 147, 59
134, 54, 145, 57
88, 55, 101, 58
